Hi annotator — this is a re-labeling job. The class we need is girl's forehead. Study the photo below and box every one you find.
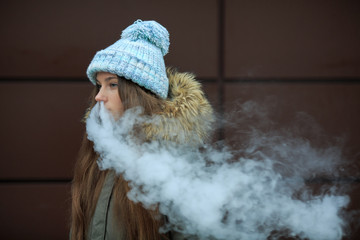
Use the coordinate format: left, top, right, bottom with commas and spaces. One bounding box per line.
96, 72, 118, 81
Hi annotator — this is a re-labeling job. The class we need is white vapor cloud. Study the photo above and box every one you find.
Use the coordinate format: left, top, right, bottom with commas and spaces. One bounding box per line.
86, 102, 350, 240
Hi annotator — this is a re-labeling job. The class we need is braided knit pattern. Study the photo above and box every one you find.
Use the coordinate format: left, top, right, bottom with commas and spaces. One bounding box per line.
87, 20, 170, 99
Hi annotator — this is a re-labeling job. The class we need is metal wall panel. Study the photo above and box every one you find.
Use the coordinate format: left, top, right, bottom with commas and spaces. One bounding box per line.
224, 83, 360, 172
0, 82, 92, 179
0, 0, 218, 78
225, 0, 360, 78
0, 184, 71, 240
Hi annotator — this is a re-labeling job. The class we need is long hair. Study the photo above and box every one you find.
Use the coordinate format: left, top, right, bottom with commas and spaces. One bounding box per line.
70, 76, 167, 240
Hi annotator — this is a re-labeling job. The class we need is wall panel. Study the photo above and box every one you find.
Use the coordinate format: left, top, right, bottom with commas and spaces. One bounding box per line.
224, 83, 360, 170
0, 183, 71, 240
0, 0, 218, 79
225, 0, 360, 78
0, 82, 92, 179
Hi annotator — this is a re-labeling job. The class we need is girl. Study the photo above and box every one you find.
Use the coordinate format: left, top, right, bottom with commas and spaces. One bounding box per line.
70, 20, 214, 240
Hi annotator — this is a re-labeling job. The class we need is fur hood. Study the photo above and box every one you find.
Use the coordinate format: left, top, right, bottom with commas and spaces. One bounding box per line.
143, 68, 214, 145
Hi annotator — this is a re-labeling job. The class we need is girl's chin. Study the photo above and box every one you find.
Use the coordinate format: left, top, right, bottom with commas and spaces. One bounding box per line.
111, 112, 122, 120
105, 108, 123, 120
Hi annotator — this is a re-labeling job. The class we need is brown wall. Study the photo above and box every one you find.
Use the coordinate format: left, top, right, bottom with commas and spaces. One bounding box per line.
0, 0, 359, 239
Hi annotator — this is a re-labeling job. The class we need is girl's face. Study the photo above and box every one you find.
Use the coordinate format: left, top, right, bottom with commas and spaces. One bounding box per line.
95, 72, 124, 119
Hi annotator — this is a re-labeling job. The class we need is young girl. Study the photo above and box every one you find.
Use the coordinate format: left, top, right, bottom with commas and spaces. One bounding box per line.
70, 20, 214, 240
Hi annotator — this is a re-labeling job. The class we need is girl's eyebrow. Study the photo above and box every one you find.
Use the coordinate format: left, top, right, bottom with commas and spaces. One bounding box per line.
96, 76, 118, 83
104, 77, 118, 82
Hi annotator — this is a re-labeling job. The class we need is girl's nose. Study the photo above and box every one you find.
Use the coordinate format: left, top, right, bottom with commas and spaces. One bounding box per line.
95, 90, 107, 102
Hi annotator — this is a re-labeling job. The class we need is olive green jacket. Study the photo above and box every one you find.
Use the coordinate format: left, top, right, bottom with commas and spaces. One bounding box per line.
87, 171, 199, 240
87, 171, 123, 239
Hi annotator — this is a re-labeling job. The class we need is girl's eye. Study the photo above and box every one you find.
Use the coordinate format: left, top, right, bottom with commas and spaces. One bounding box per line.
96, 84, 101, 89
110, 83, 118, 88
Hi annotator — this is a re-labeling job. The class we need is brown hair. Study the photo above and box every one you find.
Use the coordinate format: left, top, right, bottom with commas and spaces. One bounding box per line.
70, 76, 168, 240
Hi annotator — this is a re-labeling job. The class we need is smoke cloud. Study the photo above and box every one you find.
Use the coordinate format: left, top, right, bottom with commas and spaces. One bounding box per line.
86, 102, 351, 240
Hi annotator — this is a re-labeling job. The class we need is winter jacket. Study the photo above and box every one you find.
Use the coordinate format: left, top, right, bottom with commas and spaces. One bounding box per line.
87, 69, 214, 240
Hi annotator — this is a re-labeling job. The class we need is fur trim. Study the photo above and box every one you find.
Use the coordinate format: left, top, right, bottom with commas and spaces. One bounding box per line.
143, 68, 214, 144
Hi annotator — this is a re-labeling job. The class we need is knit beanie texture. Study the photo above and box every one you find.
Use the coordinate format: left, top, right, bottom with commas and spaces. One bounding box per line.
87, 20, 170, 99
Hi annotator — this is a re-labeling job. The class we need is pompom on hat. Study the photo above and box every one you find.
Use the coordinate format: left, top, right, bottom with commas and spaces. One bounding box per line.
87, 20, 170, 99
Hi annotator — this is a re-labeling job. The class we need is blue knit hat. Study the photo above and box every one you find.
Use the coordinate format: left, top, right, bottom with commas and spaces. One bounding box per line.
87, 20, 170, 99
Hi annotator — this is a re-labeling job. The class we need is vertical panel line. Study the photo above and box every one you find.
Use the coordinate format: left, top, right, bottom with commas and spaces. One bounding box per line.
217, 0, 225, 140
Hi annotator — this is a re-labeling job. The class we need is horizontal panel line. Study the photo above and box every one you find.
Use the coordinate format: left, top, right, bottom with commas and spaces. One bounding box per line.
0, 178, 359, 184
1, 77, 360, 84
0, 179, 72, 184
225, 77, 360, 83
0, 78, 217, 84
0, 77, 88, 83
305, 177, 360, 184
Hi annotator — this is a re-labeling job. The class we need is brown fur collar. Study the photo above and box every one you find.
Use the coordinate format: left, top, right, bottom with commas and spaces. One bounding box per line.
143, 68, 214, 145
